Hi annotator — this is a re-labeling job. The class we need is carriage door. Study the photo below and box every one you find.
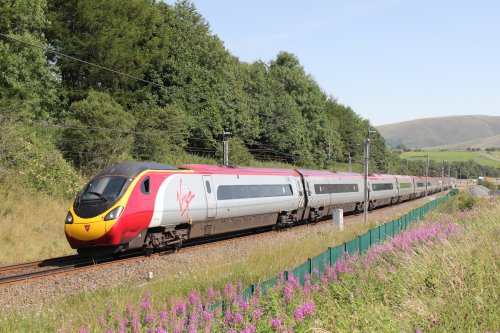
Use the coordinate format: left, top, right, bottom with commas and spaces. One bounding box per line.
295, 177, 305, 209
202, 176, 217, 218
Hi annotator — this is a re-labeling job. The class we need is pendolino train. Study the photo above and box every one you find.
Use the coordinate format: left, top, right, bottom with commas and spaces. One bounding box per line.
64, 162, 455, 256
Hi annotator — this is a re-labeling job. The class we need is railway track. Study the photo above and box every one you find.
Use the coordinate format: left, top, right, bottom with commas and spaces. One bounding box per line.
0, 195, 441, 288
0, 227, 268, 288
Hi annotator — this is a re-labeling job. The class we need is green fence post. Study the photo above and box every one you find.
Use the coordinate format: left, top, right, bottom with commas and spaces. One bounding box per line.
328, 247, 332, 266
308, 258, 312, 275
283, 271, 289, 281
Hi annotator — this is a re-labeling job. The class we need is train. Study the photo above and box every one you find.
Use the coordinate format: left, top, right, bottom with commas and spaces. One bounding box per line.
64, 162, 455, 256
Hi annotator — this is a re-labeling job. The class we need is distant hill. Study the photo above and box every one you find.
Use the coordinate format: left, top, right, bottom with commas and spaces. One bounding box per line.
377, 115, 500, 149
429, 134, 500, 150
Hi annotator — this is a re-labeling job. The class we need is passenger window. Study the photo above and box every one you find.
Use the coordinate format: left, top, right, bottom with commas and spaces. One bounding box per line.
141, 177, 150, 194
205, 181, 212, 193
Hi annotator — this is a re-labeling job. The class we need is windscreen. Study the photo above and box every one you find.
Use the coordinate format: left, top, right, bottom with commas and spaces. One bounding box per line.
81, 176, 127, 201
74, 176, 129, 218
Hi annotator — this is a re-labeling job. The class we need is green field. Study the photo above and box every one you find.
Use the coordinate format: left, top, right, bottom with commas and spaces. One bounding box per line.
400, 150, 500, 168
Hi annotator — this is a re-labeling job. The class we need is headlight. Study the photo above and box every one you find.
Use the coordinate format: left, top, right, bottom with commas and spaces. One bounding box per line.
104, 206, 124, 221
65, 211, 73, 224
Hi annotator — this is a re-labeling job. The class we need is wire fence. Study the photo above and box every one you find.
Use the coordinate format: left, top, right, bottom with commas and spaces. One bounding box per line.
235, 189, 458, 303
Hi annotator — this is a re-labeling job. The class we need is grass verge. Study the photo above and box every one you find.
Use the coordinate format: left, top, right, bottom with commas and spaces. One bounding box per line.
0, 180, 75, 265
1, 194, 498, 332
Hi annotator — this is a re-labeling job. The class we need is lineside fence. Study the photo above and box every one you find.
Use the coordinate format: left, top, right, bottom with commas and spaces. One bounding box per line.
239, 188, 459, 300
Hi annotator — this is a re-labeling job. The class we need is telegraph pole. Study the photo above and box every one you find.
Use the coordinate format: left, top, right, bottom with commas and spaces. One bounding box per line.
363, 128, 374, 225
222, 130, 232, 166
425, 155, 429, 197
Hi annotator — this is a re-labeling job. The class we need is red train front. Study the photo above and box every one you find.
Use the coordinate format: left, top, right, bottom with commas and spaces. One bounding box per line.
64, 162, 179, 256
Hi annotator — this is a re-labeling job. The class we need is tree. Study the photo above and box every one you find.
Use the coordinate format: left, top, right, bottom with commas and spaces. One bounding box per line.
269, 52, 332, 165
59, 91, 136, 173
132, 102, 189, 162
47, 0, 165, 105
0, 0, 60, 120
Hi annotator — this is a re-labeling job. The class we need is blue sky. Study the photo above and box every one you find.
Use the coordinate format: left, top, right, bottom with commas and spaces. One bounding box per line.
168, 1, 499, 125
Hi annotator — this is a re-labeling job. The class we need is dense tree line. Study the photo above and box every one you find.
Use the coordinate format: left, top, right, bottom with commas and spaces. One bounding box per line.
1, 0, 497, 182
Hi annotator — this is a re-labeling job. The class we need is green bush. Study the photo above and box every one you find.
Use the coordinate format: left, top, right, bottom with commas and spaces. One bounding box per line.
478, 179, 498, 191
456, 192, 478, 211
59, 91, 136, 175
0, 117, 82, 198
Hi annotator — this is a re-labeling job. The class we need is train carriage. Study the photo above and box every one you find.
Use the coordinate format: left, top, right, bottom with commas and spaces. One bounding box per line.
395, 175, 414, 202
368, 174, 398, 208
298, 170, 364, 220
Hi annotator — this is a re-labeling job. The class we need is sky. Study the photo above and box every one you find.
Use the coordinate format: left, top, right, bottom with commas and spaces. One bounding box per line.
166, 0, 499, 126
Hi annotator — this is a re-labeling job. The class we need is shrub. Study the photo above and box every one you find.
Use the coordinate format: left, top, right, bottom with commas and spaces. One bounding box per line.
456, 192, 478, 211
59, 91, 136, 175
0, 117, 82, 198
478, 179, 498, 191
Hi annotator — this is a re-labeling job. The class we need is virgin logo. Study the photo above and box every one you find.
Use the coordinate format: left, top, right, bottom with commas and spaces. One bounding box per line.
176, 178, 195, 217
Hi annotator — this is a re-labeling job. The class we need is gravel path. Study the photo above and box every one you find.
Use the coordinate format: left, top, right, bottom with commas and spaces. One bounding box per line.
0, 195, 441, 312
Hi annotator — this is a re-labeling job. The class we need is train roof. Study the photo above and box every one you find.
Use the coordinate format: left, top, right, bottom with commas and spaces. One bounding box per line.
96, 162, 178, 178
180, 164, 299, 176
297, 169, 362, 177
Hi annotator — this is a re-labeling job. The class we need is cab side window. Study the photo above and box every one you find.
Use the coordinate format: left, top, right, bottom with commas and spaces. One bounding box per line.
141, 177, 150, 194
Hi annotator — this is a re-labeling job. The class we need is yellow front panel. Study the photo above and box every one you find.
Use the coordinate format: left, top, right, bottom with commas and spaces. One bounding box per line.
65, 221, 107, 241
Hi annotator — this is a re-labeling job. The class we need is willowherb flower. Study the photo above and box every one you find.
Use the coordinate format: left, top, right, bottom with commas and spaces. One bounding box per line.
252, 308, 262, 321
293, 307, 305, 321
145, 313, 155, 324
207, 287, 215, 300
233, 312, 244, 324
224, 309, 232, 325
270, 317, 282, 330
203, 310, 214, 322
240, 324, 256, 333
238, 299, 250, 312
302, 300, 315, 316
283, 282, 294, 302
141, 300, 151, 312
159, 310, 167, 321
98, 316, 106, 326
224, 281, 235, 299
303, 279, 310, 298
188, 311, 199, 332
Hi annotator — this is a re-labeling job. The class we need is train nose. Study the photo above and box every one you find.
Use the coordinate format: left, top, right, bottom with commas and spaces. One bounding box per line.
64, 209, 111, 242
65, 219, 108, 242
